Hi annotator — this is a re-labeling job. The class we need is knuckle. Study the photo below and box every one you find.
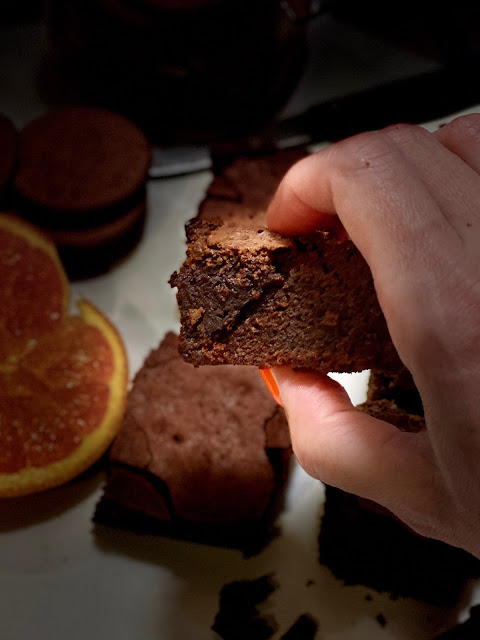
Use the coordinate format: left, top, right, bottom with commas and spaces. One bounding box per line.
333, 129, 400, 178
382, 122, 429, 145
441, 113, 480, 143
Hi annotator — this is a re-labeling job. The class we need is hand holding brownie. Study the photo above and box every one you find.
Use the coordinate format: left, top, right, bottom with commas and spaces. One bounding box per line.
267, 113, 480, 558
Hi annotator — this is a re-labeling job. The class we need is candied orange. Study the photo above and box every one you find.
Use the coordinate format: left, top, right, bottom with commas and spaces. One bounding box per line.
0, 214, 128, 496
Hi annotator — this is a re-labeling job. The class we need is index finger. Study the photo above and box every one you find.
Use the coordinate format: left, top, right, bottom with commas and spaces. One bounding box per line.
266, 128, 469, 374
267, 128, 459, 264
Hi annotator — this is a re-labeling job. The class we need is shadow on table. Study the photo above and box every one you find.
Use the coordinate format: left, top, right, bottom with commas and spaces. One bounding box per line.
0, 458, 106, 531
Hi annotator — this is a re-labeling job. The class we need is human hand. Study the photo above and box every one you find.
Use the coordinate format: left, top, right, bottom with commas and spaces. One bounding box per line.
266, 113, 480, 557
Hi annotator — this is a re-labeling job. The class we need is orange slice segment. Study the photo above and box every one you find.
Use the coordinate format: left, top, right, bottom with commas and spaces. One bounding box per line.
0, 213, 69, 362
0, 213, 128, 497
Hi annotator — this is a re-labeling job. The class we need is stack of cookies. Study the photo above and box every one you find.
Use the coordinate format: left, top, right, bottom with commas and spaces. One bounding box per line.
12, 106, 151, 279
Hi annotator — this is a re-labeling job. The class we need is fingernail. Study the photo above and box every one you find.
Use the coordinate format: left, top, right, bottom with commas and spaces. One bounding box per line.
259, 368, 282, 406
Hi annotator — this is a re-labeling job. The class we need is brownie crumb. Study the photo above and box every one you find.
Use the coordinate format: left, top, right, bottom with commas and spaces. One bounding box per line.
216, 574, 278, 612
212, 574, 279, 640
279, 613, 319, 639
376, 613, 387, 628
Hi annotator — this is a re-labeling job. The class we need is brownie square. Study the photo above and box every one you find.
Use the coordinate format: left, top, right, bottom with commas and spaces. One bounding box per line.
319, 485, 480, 606
94, 332, 292, 551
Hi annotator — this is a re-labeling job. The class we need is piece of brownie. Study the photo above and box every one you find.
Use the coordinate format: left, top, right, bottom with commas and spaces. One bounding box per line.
204, 150, 308, 212
13, 106, 151, 278
171, 217, 400, 372
356, 364, 425, 431
94, 332, 292, 552
212, 574, 319, 640
367, 366, 424, 417
212, 574, 279, 640
356, 397, 424, 433
318, 485, 480, 606
170, 150, 400, 373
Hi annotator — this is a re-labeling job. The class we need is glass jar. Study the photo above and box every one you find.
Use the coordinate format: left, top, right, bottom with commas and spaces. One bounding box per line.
44, 0, 310, 144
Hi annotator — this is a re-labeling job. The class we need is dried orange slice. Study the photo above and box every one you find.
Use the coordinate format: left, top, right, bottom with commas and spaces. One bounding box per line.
0, 213, 128, 496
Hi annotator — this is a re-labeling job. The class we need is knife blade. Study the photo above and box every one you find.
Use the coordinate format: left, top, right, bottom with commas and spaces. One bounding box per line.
148, 62, 480, 179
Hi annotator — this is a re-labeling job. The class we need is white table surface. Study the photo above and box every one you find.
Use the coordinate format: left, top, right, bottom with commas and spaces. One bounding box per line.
2, 13, 480, 640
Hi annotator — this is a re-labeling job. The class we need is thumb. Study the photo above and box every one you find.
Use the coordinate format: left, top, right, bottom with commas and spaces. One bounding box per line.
271, 366, 447, 536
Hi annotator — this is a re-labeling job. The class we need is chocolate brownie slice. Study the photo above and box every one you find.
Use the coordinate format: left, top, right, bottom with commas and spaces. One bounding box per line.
318, 485, 480, 606
171, 217, 400, 372
94, 332, 292, 551
170, 150, 400, 372
319, 367, 480, 606
212, 574, 279, 640
356, 364, 425, 432
367, 366, 424, 417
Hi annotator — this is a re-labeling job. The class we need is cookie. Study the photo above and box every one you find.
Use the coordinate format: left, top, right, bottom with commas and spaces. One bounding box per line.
13, 106, 151, 277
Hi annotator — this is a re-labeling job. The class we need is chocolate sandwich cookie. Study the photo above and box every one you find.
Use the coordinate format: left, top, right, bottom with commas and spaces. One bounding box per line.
13, 106, 151, 277
47, 200, 147, 279
0, 114, 17, 206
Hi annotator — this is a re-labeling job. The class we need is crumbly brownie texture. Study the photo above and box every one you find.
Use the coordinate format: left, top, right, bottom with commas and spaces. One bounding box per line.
0, 115, 17, 203
318, 485, 480, 606
11, 107, 150, 278
171, 217, 400, 372
171, 149, 400, 372
94, 332, 292, 550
